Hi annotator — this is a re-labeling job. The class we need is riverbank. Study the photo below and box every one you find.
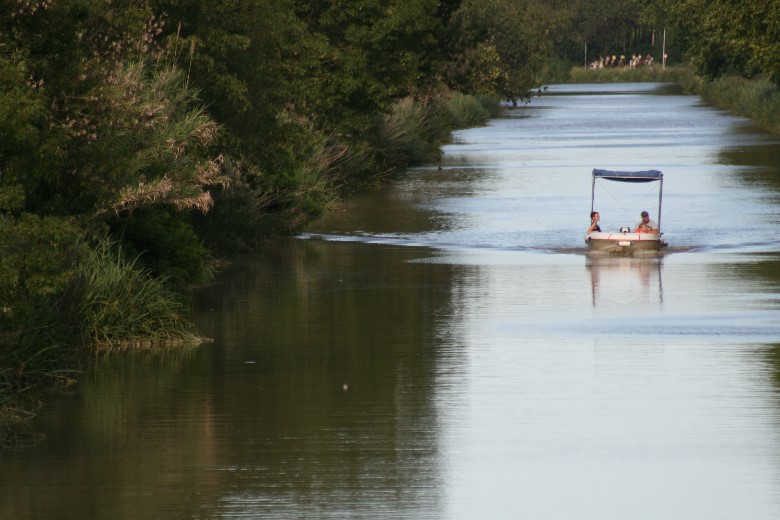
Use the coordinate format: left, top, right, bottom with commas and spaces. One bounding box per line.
568, 65, 780, 136
0, 91, 501, 450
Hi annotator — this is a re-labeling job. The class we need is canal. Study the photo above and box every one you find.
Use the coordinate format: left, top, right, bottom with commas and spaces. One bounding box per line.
3, 83, 780, 519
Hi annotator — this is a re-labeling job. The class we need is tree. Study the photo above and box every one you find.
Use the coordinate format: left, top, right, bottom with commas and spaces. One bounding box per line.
442, 0, 562, 103
294, 0, 444, 134
0, 0, 224, 284
658, 0, 780, 83
0, 0, 223, 220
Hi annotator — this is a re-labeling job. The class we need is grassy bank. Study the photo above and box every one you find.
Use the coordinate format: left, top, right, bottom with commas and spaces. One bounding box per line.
567, 64, 780, 136
691, 76, 780, 136
0, 223, 205, 449
370, 92, 500, 180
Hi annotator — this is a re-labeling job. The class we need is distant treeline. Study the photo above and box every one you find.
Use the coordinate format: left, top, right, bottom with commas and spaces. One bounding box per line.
552, 0, 780, 85
1, 0, 779, 446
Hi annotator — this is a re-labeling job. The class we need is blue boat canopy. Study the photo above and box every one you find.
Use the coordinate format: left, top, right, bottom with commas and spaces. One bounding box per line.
592, 169, 663, 183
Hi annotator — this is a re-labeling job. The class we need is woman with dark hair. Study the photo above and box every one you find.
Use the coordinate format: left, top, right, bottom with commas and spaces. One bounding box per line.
588, 211, 601, 233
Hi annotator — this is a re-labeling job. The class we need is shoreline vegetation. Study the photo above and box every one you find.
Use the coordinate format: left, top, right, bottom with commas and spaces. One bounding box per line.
566, 65, 780, 136
3, 0, 779, 449
8, 67, 777, 447
0, 92, 502, 448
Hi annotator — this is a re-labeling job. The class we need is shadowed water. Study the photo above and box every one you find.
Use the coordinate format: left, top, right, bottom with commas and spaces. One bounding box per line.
3, 83, 780, 519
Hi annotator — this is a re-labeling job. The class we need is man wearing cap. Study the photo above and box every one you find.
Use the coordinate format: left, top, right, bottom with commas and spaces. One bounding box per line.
635, 211, 658, 233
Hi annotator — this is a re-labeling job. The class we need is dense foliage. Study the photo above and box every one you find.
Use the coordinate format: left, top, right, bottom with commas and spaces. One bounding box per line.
0, 0, 571, 348
658, 0, 780, 82
1, 0, 779, 445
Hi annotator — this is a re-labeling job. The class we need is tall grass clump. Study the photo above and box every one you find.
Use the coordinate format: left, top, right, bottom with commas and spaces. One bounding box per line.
369, 92, 500, 185
328, 92, 501, 192
77, 238, 202, 350
439, 91, 493, 129
655, 67, 780, 135
375, 97, 433, 169
197, 109, 342, 250
475, 95, 503, 118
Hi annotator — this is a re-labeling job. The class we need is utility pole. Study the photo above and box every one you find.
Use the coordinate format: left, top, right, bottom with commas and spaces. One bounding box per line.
662, 28, 667, 69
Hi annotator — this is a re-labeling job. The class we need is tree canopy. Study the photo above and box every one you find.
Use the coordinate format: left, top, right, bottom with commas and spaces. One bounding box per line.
1, 0, 778, 275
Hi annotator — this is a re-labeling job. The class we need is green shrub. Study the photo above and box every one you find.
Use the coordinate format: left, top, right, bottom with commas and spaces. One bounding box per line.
0, 214, 86, 342
0, 215, 87, 448
193, 157, 325, 251
108, 208, 213, 288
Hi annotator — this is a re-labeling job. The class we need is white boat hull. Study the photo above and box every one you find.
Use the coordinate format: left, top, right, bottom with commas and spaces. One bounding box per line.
585, 231, 667, 254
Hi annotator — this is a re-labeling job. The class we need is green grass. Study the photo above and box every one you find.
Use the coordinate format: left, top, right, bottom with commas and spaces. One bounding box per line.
376, 96, 433, 168
439, 92, 494, 129
78, 239, 203, 350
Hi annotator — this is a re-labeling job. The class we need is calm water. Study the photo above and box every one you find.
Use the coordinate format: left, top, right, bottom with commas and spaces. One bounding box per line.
4, 83, 780, 519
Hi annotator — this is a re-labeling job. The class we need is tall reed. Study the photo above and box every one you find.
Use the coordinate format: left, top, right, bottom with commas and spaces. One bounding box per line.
77, 239, 202, 350
438, 91, 493, 129
375, 97, 433, 168
375, 91, 499, 171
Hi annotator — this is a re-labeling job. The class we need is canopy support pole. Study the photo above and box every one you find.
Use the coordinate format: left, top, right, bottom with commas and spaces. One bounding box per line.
657, 175, 664, 231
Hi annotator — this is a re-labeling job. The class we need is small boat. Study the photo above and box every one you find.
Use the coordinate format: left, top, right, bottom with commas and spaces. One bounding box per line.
585, 169, 668, 254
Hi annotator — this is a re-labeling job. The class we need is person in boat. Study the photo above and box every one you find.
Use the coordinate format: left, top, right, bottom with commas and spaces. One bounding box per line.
587, 211, 601, 233
635, 210, 658, 233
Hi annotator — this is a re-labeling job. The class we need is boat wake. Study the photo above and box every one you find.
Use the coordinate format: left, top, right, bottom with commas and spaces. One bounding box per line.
300, 232, 597, 256
299, 232, 780, 257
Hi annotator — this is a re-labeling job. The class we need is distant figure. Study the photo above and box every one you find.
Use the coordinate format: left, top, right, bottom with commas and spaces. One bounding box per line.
635, 210, 658, 233
588, 211, 601, 233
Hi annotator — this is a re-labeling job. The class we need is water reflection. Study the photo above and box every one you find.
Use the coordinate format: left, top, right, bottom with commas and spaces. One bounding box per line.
587, 255, 664, 307
182, 241, 456, 518
5, 83, 780, 519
